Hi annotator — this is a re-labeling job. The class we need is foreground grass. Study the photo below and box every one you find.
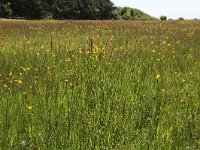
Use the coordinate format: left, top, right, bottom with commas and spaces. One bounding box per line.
0, 20, 200, 149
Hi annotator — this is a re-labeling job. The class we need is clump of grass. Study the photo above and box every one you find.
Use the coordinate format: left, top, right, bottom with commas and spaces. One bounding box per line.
0, 20, 200, 149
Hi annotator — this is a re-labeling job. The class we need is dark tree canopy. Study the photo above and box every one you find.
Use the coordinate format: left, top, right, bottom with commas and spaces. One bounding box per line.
0, 0, 116, 19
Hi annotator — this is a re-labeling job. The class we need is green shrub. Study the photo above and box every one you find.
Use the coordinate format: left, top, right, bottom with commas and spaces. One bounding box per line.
160, 15, 167, 21
178, 17, 184, 20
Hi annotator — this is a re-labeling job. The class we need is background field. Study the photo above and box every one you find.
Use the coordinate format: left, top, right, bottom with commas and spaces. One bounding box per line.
0, 20, 200, 149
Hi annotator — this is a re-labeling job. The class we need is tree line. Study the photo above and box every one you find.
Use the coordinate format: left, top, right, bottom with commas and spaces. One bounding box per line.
0, 0, 116, 19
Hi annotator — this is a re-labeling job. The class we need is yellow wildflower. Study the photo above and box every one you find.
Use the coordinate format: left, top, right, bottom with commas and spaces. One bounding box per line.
156, 74, 161, 79
9, 72, 13, 76
17, 80, 22, 84
22, 67, 27, 71
27, 105, 32, 110
3, 84, 8, 88
161, 89, 165, 92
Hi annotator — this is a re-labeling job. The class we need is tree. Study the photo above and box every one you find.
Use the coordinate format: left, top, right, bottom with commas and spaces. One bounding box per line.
97, 0, 116, 19
25, 0, 43, 19
54, 0, 79, 19
0, 0, 153, 20
78, 0, 99, 19
0, 1, 13, 18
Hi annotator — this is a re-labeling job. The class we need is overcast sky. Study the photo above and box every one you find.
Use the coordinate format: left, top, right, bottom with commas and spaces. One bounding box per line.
112, 0, 200, 19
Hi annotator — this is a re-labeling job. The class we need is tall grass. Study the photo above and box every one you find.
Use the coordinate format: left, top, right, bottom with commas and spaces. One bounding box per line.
0, 25, 3, 42
0, 20, 200, 149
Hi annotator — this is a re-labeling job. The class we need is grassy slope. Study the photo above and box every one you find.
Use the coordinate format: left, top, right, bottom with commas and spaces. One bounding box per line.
0, 20, 200, 149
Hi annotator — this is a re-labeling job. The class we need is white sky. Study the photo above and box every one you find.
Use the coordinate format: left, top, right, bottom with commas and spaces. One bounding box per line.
112, 0, 200, 19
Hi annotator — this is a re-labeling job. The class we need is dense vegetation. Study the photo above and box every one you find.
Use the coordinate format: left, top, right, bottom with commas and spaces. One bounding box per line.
0, 0, 154, 20
115, 7, 155, 20
0, 0, 115, 19
0, 20, 200, 149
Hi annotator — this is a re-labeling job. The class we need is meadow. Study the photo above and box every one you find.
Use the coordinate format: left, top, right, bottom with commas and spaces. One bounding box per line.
0, 20, 200, 149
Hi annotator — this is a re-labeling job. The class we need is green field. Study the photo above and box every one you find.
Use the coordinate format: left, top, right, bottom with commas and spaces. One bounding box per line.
0, 20, 200, 149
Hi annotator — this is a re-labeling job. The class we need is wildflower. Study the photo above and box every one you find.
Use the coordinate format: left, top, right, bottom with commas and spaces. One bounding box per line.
22, 67, 27, 71
27, 105, 32, 110
17, 80, 22, 84
161, 89, 165, 92
3, 84, 8, 88
27, 40, 30, 44
180, 99, 187, 104
156, 74, 161, 79
9, 72, 13, 76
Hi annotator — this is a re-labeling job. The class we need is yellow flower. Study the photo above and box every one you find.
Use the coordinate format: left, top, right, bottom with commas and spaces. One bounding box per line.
161, 89, 165, 92
27, 105, 32, 110
22, 67, 27, 71
156, 74, 161, 79
17, 80, 22, 84
9, 72, 13, 76
3, 84, 8, 88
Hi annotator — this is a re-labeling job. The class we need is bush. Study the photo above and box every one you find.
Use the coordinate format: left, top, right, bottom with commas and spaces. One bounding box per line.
178, 17, 184, 20
160, 16, 167, 21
